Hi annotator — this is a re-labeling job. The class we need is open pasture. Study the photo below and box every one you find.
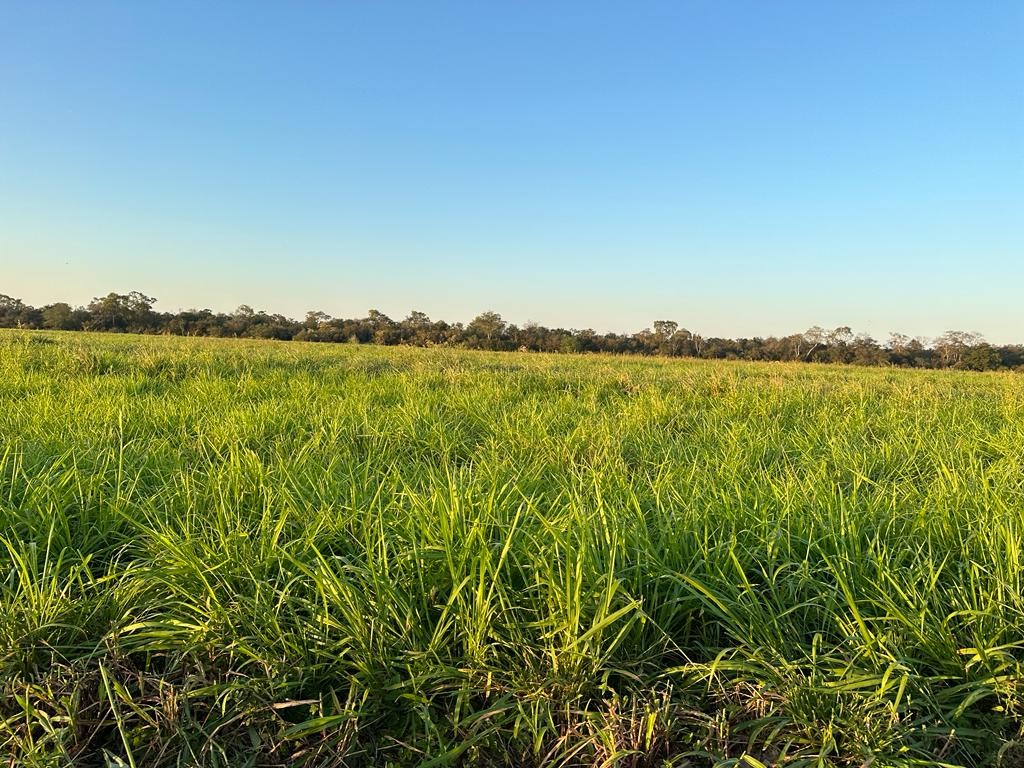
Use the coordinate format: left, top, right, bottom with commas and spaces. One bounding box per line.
1, 332, 1022, 766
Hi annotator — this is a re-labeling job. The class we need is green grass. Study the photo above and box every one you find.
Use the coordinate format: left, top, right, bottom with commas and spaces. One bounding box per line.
1, 331, 1021, 767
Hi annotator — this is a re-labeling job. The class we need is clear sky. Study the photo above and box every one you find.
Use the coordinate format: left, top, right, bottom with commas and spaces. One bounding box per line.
2, 2, 1022, 342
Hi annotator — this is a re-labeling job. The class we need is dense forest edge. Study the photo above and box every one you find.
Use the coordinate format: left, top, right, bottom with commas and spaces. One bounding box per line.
2, 290, 1021, 370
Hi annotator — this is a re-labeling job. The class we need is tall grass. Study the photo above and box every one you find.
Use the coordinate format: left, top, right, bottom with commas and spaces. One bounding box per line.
0, 331, 1021, 766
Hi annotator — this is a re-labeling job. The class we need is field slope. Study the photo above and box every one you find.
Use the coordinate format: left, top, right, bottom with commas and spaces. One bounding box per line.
1, 332, 1022, 767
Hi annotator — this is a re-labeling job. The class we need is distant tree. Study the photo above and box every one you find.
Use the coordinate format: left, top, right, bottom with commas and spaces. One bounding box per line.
404, 310, 430, 327
466, 311, 507, 348
223, 305, 256, 336
934, 330, 984, 368
663, 327, 699, 357
632, 327, 655, 354
652, 320, 678, 339
651, 321, 696, 356
366, 309, 393, 326
958, 343, 1000, 371
399, 311, 434, 346
249, 313, 298, 340
574, 328, 599, 353
85, 292, 157, 332
849, 334, 885, 366
800, 326, 828, 360
829, 326, 854, 345
690, 332, 704, 356
886, 333, 929, 367
998, 345, 1024, 370
304, 311, 332, 329
886, 332, 911, 352
0, 294, 28, 327
41, 302, 80, 330
165, 308, 217, 336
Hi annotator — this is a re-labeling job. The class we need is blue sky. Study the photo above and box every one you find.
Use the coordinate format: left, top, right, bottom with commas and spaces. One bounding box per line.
1, 2, 1021, 341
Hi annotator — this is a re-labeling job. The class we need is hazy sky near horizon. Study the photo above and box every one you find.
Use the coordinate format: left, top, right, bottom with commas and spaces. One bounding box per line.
2, 2, 1022, 342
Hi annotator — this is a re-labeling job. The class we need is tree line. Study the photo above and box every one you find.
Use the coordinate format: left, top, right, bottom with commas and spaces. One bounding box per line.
1, 291, 1021, 371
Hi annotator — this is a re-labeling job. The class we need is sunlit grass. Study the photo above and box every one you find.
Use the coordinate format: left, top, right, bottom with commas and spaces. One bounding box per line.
1, 331, 1021, 766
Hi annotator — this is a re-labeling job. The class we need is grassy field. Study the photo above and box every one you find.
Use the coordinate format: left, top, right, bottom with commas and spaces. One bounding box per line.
1, 331, 1021, 767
